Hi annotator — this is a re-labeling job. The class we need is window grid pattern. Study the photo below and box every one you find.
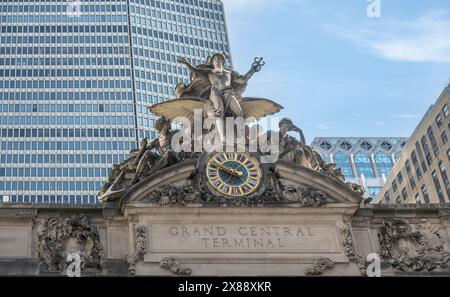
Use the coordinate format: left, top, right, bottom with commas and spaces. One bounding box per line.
354, 152, 375, 178
0, 0, 230, 204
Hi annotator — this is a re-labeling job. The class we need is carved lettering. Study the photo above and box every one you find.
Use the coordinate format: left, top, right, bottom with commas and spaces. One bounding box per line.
157, 224, 324, 251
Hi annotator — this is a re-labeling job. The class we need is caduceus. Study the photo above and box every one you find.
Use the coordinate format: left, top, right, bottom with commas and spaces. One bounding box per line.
251, 57, 265, 73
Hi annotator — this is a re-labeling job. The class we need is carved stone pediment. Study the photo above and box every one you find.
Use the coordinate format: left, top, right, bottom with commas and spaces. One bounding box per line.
120, 154, 363, 208
37, 215, 103, 273
378, 218, 450, 272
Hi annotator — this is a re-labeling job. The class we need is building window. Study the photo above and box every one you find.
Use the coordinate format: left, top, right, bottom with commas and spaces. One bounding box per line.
354, 152, 375, 177
380, 141, 392, 151
321, 154, 329, 163
441, 131, 448, 144
436, 114, 443, 128
333, 152, 354, 178
340, 141, 352, 151
411, 151, 422, 180
438, 161, 450, 199
409, 177, 417, 190
415, 193, 421, 205
421, 185, 430, 204
432, 170, 446, 204
443, 104, 449, 118
401, 188, 408, 200
320, 141, 332, 151
421, 136, 433, 166
427, 126, 439, 156
360, 141, 372, 151
375, 152, 393, 176
397, 171, 404, 184
405, 160, 412, 174
448, 149, 450, 161
368, 187, 381, 197
415, 141, 428, 173
392, 180, 398, 192
384, 191, 391, 203
396, 196, 401, 204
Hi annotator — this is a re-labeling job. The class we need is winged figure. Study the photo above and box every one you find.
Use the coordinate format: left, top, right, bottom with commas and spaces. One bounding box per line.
148, 54, 283, 129
149, 97, 283, 124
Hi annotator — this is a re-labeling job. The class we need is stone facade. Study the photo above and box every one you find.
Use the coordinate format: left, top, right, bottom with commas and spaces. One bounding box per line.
1, 161, 450, 276
1, 53, 448, 277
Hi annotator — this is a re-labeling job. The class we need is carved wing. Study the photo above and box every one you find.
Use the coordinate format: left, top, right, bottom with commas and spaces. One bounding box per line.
239, 97, 284, 120
148, 98, 208, 124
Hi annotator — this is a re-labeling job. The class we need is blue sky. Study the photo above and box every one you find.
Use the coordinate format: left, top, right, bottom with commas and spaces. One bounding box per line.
223, 0, 450, 142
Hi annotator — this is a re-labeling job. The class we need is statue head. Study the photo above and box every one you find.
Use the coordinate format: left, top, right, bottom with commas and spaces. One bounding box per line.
279, 118, 294, 135
211, 53, 226, 69
139, 138, 148, 149
155, 117, 171, 133
174, 82, 186, 98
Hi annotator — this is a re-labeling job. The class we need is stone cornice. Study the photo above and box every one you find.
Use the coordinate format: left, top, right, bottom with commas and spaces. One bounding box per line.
123, 204, 359, 218
356, 205, 450, 219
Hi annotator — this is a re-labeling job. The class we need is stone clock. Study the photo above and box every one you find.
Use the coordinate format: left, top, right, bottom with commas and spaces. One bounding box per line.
204, 151, 263, 197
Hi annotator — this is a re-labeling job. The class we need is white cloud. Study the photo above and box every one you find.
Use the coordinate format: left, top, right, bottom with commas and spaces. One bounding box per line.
327, 10, 450, 63
370, 14, 450, 63
393, 114, 421, 120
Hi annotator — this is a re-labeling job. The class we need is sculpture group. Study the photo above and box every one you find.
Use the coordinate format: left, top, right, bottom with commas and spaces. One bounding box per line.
99, 53, 364, 203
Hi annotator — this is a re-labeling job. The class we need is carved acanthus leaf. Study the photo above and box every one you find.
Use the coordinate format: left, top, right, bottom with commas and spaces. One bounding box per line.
282, 185, 328, 207
342, 224, 367, 276
304, 258, 335, 275
160, 257, 192, 275
127, 225, 147, 276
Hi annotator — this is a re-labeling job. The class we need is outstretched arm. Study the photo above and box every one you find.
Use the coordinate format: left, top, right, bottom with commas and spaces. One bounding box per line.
233, 57, 265, 85
178, 57, 212, 75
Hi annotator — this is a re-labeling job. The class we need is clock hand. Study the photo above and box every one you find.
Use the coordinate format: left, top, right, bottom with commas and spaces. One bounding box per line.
236, 175, 246, 183
225, 175, 234, 184
212, 162, 243, 177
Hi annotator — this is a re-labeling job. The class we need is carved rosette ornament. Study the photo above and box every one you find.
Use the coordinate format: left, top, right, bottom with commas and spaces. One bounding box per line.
160, 257, 192, 276
127, 225, 147, 276
37, 215, 103, 273
342, 224, 367, 276
304, 258, 335, 275
378, 218, 450, 272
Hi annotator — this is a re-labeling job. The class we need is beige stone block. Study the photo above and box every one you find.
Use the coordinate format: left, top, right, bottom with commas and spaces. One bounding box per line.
0, 227, 31, 258
352, 227, 377, 257
108, 227, 129, 259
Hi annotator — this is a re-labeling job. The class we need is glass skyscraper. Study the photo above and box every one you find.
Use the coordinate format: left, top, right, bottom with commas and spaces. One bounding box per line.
0, 0, 230, 204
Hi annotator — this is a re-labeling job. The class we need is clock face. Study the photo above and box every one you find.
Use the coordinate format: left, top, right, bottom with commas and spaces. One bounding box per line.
206, 152, 262, 197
